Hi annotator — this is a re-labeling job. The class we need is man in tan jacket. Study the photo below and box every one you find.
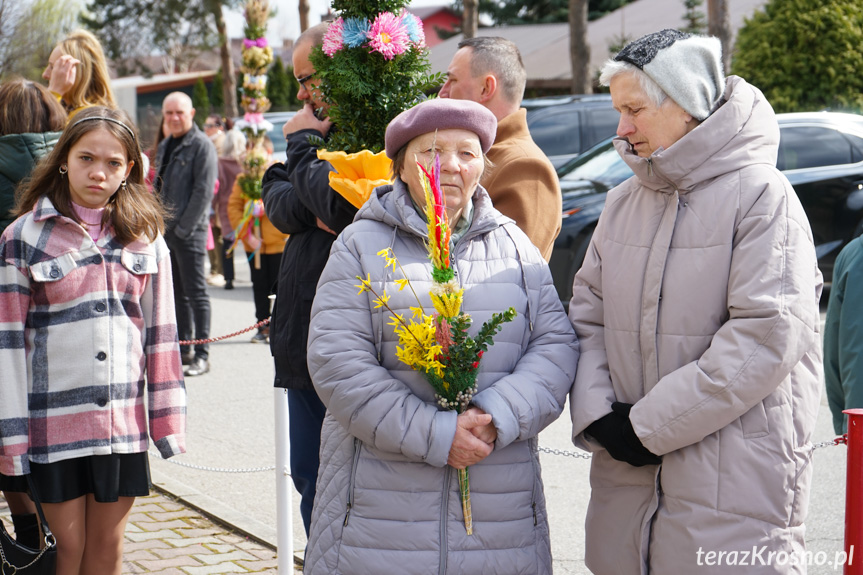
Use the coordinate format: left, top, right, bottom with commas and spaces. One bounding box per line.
440, 37, 561, 261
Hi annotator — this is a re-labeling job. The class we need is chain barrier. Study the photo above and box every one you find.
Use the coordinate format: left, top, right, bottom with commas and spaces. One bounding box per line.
149, 450, 277, 474
172, 318, 850, 469
171, 314, 850, 469
538, 446, 593, 459
153, 436, 848, 476
813, 434, 848, 450
178, 318, 270, 347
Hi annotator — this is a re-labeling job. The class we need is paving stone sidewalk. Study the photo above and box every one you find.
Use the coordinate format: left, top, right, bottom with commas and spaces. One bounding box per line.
1, 489, 296, 574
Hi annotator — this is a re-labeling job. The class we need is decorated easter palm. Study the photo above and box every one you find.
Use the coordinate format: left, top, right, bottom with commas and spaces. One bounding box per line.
309, 0, 444, 208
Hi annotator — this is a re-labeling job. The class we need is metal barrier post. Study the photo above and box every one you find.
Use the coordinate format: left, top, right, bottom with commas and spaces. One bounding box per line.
275, 388, 293, 574
845, 409, 863, 574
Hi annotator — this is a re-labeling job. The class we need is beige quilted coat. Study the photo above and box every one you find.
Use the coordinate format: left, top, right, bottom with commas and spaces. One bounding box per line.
569, 76, 823, 574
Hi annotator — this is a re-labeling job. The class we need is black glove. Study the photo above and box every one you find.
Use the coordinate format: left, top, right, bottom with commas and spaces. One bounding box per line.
584, 402, 662, 467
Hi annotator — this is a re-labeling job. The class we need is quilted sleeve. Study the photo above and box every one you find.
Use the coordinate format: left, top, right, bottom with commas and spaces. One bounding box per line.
0, 227, 32, 475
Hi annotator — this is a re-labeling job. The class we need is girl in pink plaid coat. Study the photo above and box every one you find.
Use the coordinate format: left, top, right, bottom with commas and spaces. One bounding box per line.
0, 107, 186, 575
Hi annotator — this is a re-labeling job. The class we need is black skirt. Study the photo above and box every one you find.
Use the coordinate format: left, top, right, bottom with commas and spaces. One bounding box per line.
24, 453, 151, 503
0, 472, 27, 493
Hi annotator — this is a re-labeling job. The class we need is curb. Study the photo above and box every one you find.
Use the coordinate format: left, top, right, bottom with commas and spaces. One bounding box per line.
150, 467, 304, 571
150, 468, 305, 570
151, 468, 278, 550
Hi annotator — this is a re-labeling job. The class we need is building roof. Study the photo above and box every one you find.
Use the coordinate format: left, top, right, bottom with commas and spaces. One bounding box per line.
428, 0, 768, 88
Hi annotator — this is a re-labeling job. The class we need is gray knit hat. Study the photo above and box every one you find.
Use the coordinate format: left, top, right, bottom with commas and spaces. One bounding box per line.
615, 29, 724, 121
385, 98, 497, 159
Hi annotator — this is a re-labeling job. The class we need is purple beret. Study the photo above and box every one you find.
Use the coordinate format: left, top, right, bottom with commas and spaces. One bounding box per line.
385, 98, 497, 159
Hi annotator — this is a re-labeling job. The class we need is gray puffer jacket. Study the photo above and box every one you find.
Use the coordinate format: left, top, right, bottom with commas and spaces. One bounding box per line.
306, 178, 579, 575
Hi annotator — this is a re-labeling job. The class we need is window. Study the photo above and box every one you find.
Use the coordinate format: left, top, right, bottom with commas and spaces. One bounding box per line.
778, 125, 863, 170
529, 110, 581, 157
560, 140, 632, 188
585, 108, 621, 150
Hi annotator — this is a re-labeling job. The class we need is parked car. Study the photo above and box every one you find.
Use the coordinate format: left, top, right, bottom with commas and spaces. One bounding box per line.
523, 94, 620, 168
549, 111, 863, 303
234, 110, 296, 156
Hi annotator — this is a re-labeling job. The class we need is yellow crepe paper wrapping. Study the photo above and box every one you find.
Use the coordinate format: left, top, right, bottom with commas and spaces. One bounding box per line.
317, 149, 393, 209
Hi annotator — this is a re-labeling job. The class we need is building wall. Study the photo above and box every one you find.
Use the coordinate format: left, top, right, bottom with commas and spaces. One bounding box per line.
423, 12, 461, 47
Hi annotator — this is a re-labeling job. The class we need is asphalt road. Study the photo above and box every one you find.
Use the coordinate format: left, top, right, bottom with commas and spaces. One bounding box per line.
149, 253, 846, 574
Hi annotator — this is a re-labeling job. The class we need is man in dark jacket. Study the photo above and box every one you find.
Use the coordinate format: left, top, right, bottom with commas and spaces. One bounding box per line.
156, 91, 218, 377
261, 22, 357, 535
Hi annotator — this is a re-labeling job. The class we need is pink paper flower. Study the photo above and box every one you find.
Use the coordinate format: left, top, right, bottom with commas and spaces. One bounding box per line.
367, 12, 409, 60
323, 17, 345, 57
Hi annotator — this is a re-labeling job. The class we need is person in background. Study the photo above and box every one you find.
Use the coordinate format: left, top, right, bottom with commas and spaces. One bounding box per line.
43, 29, 116, 120
215, 128, 247, 290
439, 36, 561, 261
145, 115, 169, 190
0, 77, 66, 550
261, 21, 358, 536
203, 114, 228, 149
0, 107, 186, 575
0, 79, 66, 232
204, 115, 229, 286
228, 136, 287, 343
824, 236, 863, 434
569, 29, 822, 574
155, 92, 218, 377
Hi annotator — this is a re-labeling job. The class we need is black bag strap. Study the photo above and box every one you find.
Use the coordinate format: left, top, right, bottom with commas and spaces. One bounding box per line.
25, 474, 56, 547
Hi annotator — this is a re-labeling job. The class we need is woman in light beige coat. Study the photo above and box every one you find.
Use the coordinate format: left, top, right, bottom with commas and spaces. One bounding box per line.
569, 30, 823, 574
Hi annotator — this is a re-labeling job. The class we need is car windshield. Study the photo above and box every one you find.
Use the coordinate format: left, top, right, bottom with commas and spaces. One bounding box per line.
558, 138, 632, 186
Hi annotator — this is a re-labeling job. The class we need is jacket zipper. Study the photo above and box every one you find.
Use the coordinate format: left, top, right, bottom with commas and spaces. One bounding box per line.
343, 437, 361, 526
439, 465, 452, 575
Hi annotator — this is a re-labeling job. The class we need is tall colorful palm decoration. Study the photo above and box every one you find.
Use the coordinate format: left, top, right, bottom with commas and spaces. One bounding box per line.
232, 0, 273, 268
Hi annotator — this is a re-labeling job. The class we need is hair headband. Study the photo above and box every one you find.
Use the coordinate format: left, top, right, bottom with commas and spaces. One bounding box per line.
70, 115, 136, 140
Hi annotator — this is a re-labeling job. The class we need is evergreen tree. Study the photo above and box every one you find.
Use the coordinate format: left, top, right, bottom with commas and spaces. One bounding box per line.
284, 64, 300, 109
211, 67, 225, 111
267, 56, 290, 110
192, 77, 211, 126
733, 0, 863, 113
681, 0, 706, 34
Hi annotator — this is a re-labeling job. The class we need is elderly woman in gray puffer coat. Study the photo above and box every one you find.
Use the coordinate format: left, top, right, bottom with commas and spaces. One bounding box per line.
304, 98, 579, 575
